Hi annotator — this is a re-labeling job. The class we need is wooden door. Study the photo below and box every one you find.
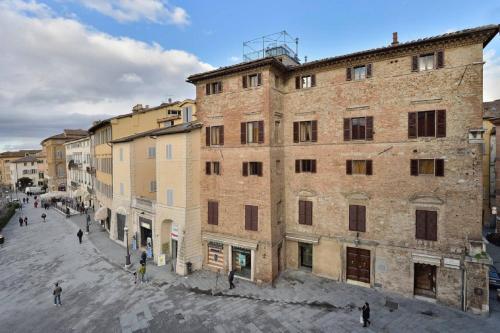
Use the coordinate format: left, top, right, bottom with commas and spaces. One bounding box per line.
414, 264, 436, 298
346, 247, 370, 283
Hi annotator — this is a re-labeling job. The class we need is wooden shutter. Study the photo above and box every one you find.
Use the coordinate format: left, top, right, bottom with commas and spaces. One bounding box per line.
258, 121, 264, 143
311, 120, 318, 142
366, 160, 372, 175
206, 127, 210, 146
415, 210, 426, 239
436, 110, 446, 137
219, 82, 223, 93
245, 205, 251, 230
242, 75, 247, 88
344, 118, 351, 141
252, 206, 258, 231
298, 200, 305, 224
213, 202, 219, 225
346, 67, 352, 81
412, 55, 419, 71
257, 162, 263, 177
346, 160, 352, 175
436, 50, 444, 69
366, 116, 373, 140
295, 160, 301, 173
311, 74, 316, 87
408, 112, 417, 138
219, 126, 224, 145
206, 84, 210, 95
358, 205, 366, 232
311, 160, 317, 173
426, 111, 435, 137
306, 201, 313, 225
242, 162, 248, 176
240, 122, 246, 144
366, 63, 372, 78
435, 159, 444, 177
349, 205, 357, 231
295, 76, 301, 89
208, 201, 212, 224
426, 211, 437, 241
257, 73, 262, 86
205, 161, 211, 175
410, 159, 419, 176
293, 122, 299, 143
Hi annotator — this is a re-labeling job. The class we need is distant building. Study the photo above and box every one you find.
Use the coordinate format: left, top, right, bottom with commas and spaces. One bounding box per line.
9, 155, 45, 189
64, 136, 93, 207
0, 150, 40, 189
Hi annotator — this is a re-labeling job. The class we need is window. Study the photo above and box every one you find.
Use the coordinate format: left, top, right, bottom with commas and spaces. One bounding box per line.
245, 205, 258, 231
410, 159, 444, 176
206, 126, 224, 146
346, 64, 372, 81
349, 205, 366, 232
242, 162, 263, 177
408, 110, 446, 138
354, 66, 366, 80
120, 183, 124, 195
119, 148, 123, 161
148, 147, 156, 158
346, 160, 372, 175
295, 159, 317, 173
213, 161, 220, 175
293, 121, 318, 143
241, 121, 264, 144
298, 200, 313, 225
208, 201, 219, 225
166, 189, 173, 206
163, 120, 174, 128
205, 81, 223, 95
295, 74, 316, 89
416, 210, 437, 241
167, 109, 181, 116
412, 51, 444, 72
183, 107, 193, 123
149, 181, 156, 193
242, 73, 262, 88
274, 120, 281, 143
39, 172, 44, 179
205, 161, 221, 175
166, 144, 172, 160
344, 117, 373, 141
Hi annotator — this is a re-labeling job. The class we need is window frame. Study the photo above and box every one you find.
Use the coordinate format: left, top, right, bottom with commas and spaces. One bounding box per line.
295, 159, 317, 173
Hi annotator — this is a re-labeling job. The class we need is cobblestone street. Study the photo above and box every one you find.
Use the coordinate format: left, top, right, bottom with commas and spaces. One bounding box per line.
1, 197, 500, 332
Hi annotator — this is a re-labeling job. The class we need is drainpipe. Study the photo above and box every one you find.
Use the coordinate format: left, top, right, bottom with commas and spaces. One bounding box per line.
461, 264, 467, 312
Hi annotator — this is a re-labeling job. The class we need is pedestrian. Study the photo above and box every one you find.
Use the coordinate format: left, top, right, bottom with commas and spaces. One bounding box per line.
138, 264, 146, 283
24, 216, 28, 226
360, 302, 371, 327
26, 197, 29, 204
34, 195, 37, 200
133, 272, 137, 284
77, 229, 83, 244
66, 207, 70, 218
86, 214, 91, 232
141, 251, 147, 265
19, 217, 23, 227
53, 283, 62, 306
41, 213, 47, 222
22, 198, 25, 204
228, 269, 236, 289
34, 201, 38, 208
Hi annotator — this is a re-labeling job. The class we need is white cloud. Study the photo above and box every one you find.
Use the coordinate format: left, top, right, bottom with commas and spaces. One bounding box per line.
78, 0, 190, 25
484, 49, 500, 102
229, 56, 240, 63
0, 1, 212, 150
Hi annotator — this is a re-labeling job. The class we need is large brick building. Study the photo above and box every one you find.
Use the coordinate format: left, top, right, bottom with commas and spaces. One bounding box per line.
188, 25, 499, 313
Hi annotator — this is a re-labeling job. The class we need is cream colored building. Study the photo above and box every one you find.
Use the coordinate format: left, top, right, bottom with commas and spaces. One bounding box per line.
9, 155, 46, 189
65, 136, 93, 207
0, 150, 40, 189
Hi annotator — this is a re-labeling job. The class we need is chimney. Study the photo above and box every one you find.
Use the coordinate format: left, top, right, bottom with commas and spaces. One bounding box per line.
392, 32, 399, 46
168, 98, 172, 103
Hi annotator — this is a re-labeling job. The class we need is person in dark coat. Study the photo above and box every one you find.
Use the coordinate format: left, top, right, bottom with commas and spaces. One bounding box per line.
141, 251, 147, 265
53, 283, 62, 306
77, 229, 83, 244
41, 213, 47, 222
24, 217, 28, 226
228, 269, 236, 289
361, 302, 371, 327
19, 217, 23, 227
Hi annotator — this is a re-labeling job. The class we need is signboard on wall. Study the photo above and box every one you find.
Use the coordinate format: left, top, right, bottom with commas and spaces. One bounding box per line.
157, 254, 166, 266
171, 223, 179, 240
239, 253, 246, 266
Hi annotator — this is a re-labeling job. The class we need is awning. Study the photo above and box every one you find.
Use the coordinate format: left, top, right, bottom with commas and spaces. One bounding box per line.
411, 253, 441, 266
285, 232, 320, 244
202, 232, 259, 250
40, 191, 68, 200
94, 206, 108, 221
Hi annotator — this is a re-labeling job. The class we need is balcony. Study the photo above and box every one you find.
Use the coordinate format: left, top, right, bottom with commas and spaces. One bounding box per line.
86, 166, 96, 174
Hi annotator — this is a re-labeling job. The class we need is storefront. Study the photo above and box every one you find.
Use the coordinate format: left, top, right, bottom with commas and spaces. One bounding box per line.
231, 247, 252, 279
207, 241, 224, 270
116, 213, 126, 241
139, 216, 153, 248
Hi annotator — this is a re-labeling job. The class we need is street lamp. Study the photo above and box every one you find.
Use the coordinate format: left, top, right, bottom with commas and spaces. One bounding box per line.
124, 226, 131, 267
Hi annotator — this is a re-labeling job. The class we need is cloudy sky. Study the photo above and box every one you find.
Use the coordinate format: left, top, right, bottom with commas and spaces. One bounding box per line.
0, 0, 499, 151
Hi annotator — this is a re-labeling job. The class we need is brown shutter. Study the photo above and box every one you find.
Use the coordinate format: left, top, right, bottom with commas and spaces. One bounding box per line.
258, 120, 264, 143
298, 200, 305, 224
311, 74, 316, 87
366, 116, 373, 140
257, 162, 263, 177
344, 118, 351, 141
412, 55, 419, 71
242, 75, 247, 88
295, 76, 301, 89
257, 73, 262, 86
219, 82, 223, 93
427, 211, 437, 241
245, 205, 251, 230
366, 160, 372, 175
358, 205, 366, 232
252, 206, 258, 231
205, 161, 211, 175
410, 159, 419, 176
208, 201, 212, 224
295, 160, 301, 173
366, 63, 372, 78
206, 127, 210, 146
206, 84, 210, 95
435, 159, 444, 177
242, 162, 248, 176
219, 126, 224, 145
306, 201, 313, 225
214, 202, 219, 225
436, 50, 444, 69
408, 112, 417, 138
436, 110, 446, 137
349, 205, 357, 231
415, 210, 426, 239
293, 122, 299, 143
311, 120, 318, 142
311, 160, 317, 173
346, 67, 352, 81
346, 160, 352, 175
426, 111, 435, 137
241, 122, 246, 144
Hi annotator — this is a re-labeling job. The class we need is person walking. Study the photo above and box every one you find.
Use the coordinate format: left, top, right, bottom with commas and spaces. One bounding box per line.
86, 214, 91, 233
26, 197, 29, 204
18, 217, 23, 227
41, 213, 47, 222
53, 283, 62, 306
24, 216, 28, 226
77, 229, 83, 244
361, 302, 371, 327
228, 269, 236, 289
141, 251, 147, 265
138, 264, 146, 283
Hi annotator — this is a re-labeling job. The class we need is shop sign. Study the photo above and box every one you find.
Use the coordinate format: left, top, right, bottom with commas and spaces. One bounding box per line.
443, 258, 460, 269
171, 223, 178, 240
157, 254, 166, 266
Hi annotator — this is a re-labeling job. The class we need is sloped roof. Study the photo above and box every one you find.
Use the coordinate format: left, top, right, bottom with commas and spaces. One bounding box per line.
0, 150, 41, 158
11, 156, 40, 163
110, 121, 202, 144
41, 129, 87, 144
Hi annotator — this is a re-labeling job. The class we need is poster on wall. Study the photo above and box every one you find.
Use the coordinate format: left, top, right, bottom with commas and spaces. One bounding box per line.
171, 223, 179, 240
157, 254, 166, 266
239, 253, 246, 266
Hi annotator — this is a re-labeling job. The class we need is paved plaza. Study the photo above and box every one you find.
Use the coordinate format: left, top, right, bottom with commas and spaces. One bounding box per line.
1, 196, 500, 332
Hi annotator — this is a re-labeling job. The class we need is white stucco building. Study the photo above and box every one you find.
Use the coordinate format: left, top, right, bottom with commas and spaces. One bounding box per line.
65, 136, 93, 207
9, 156, 45, 189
